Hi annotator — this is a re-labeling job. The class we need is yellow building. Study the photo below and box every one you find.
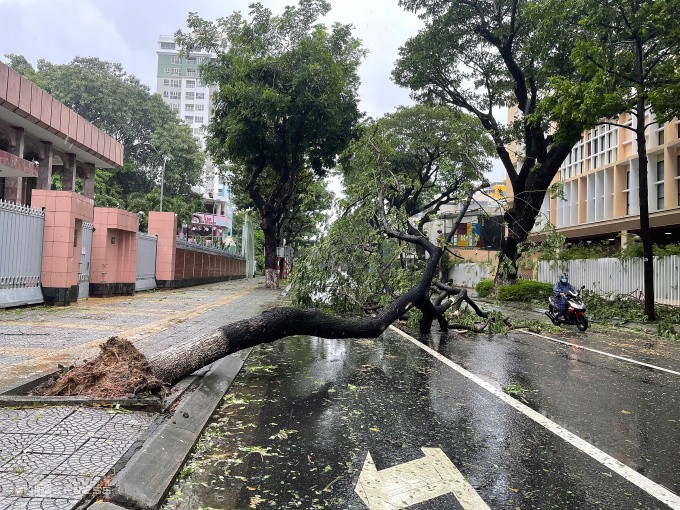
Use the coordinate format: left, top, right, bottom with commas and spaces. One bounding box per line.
488, 183, 507, 201
506, 112, 680, 246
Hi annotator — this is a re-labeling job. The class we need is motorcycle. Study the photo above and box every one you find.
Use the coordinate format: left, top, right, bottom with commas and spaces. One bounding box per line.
545, 286, 589, 332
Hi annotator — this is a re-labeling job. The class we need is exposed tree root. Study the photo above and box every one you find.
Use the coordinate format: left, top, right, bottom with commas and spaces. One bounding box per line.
34, 337, 166, 398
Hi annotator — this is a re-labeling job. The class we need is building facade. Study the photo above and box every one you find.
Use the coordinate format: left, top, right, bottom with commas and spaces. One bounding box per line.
424, 182, 507, 262
507, 111, 680, 247
155, 36, 233, 242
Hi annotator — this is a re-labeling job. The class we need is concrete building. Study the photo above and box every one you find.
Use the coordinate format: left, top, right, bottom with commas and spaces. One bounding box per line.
155, 35, 232, 241
0, 64, 122, 205
0, 61, 125, 304
509, 113, 680, 247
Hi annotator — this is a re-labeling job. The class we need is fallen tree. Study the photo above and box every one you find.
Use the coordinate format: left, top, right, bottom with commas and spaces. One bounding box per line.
40, 105, 501, 395
40, 180, 501, 395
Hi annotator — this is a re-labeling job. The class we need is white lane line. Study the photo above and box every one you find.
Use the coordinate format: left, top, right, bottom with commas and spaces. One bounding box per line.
517, 329, 680, 377
389, 325, 680, 510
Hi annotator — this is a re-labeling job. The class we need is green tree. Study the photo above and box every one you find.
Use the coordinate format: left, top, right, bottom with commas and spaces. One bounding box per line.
393, 0, 588, 282
345, 105, 493, 239
293, 105, 492, 330
280, 176, 333, 250
177, 0, 364, 288
541, 0, 680, 320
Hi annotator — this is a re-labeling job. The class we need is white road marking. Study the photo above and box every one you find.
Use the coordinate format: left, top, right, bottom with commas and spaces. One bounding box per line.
355, 447, 490, 510
389, 325, 680, 510
518, 329, 680, 376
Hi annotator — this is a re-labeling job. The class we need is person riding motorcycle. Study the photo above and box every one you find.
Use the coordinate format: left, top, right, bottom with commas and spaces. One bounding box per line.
553, 272, 576, 320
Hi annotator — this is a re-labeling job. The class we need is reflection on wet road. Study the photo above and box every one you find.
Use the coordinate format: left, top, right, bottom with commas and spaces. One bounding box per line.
165, 330, 680, 510
426, 328, 680, 496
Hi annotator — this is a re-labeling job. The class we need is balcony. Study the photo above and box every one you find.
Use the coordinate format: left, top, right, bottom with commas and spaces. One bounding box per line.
0, 149, 38, 178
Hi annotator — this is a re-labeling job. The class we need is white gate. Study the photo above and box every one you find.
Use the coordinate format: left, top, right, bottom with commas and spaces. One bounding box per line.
78, 222, 94, 299
0, 200, 45, 307
135, 232, 158, 292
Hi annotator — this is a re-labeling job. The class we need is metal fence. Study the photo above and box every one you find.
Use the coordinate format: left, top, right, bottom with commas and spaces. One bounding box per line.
0, 200, 45, 307
538, 257, 680, 306
135, 233, 158, 292
176, 239, 245, 258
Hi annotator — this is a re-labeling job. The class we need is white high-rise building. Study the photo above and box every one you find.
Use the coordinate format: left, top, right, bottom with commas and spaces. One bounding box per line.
156, 35, 233, 240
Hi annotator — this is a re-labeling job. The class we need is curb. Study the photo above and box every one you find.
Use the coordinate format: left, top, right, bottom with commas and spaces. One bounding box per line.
0, 395, 161, 411
88, 503, 128, 510
0, 370, 58, 395
104, 348, 252, 510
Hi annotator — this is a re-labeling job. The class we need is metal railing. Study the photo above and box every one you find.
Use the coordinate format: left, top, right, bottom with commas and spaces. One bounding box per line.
0, 200, 45, 307
78, 222, 94, 299
176, 239, 245, 259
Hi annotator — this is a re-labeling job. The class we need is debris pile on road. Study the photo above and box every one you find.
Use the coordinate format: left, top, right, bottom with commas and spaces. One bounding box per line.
34, 336, 166, 398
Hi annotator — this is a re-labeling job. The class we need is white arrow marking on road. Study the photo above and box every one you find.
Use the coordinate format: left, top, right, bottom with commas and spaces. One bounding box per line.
355, 447, 490, 510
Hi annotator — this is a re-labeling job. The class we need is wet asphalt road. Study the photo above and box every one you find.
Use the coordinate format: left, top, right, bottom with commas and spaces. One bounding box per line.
164, 329, 680, 510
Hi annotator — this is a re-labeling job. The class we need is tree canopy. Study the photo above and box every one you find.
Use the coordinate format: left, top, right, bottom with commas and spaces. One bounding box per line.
392, 0, 591, 280
177, 0, 364, 286
293, 104, 493, 324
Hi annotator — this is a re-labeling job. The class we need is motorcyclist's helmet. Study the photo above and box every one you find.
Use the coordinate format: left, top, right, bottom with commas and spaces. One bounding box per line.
560, 273, 568, 284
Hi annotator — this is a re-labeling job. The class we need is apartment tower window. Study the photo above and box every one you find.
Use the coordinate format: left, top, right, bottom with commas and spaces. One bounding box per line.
656, 160, 665, 210
677, 155, 680, 207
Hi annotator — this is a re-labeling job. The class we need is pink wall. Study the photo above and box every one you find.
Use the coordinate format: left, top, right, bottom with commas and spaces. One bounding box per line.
91, 208, 139, 285
148, 211, 177, 282
174, 249, 246, 280
31, 190, 94, 289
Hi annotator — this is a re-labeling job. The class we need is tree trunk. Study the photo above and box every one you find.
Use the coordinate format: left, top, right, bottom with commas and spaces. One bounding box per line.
148, 271, 438, 383
635, 98, 656, 321
53, 185, 496, 392
263, 225, 279, 289
496, 200, 541, 283
497, 233, 520, 283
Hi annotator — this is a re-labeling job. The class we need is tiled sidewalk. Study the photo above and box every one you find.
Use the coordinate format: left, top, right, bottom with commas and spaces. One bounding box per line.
0, 407, 155, 509
0, 278, 275, 392
0, 277, 281, 509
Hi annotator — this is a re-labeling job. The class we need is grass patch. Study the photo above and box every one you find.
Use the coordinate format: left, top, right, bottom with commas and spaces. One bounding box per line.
584, 291, 680, 340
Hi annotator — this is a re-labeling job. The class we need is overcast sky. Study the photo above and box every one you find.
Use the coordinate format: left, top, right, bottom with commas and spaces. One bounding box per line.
1, 0, 505, 179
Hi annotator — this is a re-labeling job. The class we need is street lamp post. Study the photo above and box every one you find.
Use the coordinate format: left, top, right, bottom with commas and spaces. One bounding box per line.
143, 142, 170, 212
